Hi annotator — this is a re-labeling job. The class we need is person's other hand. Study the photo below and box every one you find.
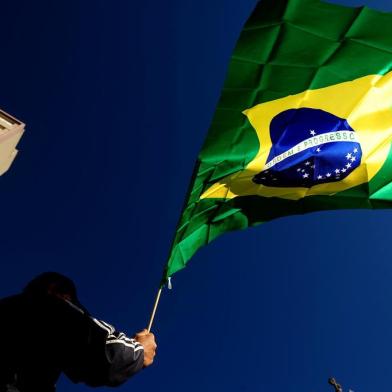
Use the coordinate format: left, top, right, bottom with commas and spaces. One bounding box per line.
134, 329, 157, 367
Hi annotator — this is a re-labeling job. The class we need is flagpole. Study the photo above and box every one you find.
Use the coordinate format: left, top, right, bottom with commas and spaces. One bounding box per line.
145, 161, 201, 332
147, 287, 163, 332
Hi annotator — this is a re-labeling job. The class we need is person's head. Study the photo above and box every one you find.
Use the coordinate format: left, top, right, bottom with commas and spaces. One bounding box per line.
24, 272, 78, 303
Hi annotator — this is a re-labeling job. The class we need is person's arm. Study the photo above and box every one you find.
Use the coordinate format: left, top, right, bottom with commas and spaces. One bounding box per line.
91, 318, 145, 386
60, 300, 156, 387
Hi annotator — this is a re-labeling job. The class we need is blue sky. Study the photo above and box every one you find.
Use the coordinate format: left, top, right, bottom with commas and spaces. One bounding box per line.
1, 0, 392, 391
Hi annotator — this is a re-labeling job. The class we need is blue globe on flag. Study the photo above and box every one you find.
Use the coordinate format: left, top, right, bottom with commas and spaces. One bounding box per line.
252, 108, 362, 188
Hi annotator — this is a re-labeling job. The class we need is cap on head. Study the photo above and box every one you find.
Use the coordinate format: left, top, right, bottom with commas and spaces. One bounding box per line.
24, 272, 77, 302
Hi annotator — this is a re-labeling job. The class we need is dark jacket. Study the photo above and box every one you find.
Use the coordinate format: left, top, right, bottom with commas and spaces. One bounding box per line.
0, 293, 144, 392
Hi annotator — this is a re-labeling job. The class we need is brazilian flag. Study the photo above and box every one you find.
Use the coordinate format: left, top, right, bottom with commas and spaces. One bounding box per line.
164, 0, 392, 281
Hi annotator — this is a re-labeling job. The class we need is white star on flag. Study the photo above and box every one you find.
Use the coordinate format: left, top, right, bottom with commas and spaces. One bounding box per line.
316, 147, 321, 152
326, 173, 331, 177
309, 129, 316, 136
354, 148, 358, 153
346, 153, 352, 159
335, 169, 340, 174
303, 173, 309, 178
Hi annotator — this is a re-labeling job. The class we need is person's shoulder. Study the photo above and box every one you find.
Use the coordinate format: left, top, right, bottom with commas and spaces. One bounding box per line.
46, 296, 96, 335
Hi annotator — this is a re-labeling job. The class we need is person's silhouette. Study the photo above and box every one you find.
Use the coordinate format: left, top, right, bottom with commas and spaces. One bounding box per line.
0, 272, 157, 392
